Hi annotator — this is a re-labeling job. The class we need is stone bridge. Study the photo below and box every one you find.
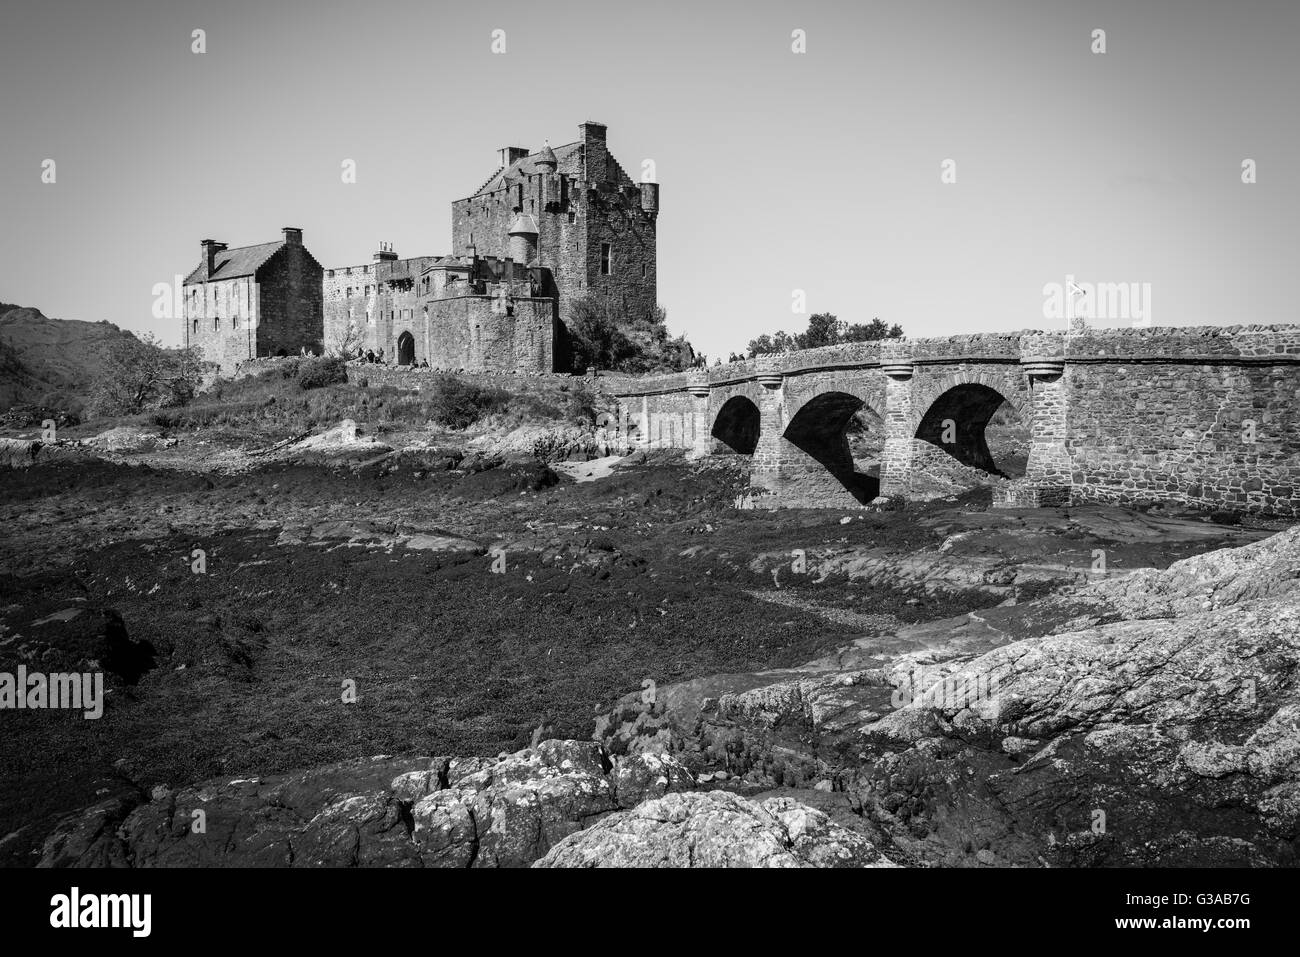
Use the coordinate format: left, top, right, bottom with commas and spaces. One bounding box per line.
604, 325, 1300, 516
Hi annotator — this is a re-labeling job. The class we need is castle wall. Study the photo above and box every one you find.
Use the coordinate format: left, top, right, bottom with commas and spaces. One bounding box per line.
425, 295, 555, 373
323, 257, 439, 362
322, 262, 376, 355
583, 184, 657, 323
182, 274, 256, 372
254, 244, 323, 358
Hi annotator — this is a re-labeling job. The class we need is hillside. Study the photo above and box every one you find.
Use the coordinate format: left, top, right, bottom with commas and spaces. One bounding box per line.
0, 303, 144, 413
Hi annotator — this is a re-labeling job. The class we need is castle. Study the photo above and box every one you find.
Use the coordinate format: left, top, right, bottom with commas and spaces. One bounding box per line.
182, 122, 659, 374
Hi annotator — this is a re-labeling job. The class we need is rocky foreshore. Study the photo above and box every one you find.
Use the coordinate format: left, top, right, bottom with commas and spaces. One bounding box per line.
33, 525, 1300, 867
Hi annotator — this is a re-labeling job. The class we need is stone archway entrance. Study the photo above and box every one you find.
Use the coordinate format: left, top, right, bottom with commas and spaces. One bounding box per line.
397, 331, 415, 366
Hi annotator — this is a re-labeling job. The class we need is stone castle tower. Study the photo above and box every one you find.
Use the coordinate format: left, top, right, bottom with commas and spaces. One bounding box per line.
451, 121, 660, 329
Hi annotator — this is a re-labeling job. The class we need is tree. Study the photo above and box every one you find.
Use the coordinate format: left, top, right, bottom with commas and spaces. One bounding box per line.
327, 319, 363, 359
746, 314, 902, 358
565, 296, 697, 374
87, 333, 204, 418
797, 312, 841, 349
746, 329, 798, 357
842, 317, 904, 342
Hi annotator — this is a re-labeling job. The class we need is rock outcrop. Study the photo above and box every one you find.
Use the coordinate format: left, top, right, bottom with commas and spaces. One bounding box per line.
38, 741, 695, 868
535, 791, 895, 868
597, 525, 1300, 867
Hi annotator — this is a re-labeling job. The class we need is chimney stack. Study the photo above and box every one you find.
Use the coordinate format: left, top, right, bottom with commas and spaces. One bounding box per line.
200, 239, 227, 278
282, 226, 302, 245
580, 121, 608, 184
499, 146, 530, 169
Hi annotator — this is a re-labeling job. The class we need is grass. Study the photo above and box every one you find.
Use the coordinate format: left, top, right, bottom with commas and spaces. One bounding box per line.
56, 369, 596, 442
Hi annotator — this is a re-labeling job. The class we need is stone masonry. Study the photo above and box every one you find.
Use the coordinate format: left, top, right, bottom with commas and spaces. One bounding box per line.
182, 228, 323, 373
323, 121, 658, 373
606, 325, 1300, 517
188, 123, 658, 376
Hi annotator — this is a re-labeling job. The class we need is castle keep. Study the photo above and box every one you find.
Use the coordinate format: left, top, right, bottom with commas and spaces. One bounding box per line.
324, 120, 657, 373
181, 228, 323, 370
185, 122, 658, 375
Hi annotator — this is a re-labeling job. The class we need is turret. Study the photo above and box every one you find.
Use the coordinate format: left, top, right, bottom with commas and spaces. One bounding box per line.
537, 141, 560, 211
508, 214, 539, 264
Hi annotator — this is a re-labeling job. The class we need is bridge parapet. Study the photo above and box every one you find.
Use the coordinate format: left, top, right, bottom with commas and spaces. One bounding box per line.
1062, 323, 1300, 363
904, 332, 1024, 364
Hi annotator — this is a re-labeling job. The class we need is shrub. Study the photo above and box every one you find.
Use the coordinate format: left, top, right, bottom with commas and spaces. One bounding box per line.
563, 380, 598, 424
296, 356, 347, 389
426, 377, 510, 429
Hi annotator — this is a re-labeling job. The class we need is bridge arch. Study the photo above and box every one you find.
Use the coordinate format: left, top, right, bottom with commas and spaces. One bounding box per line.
912, 371, 1029, 477
785, 378, 885, 425
781, 390, 883, 504
711, 395, 760, 454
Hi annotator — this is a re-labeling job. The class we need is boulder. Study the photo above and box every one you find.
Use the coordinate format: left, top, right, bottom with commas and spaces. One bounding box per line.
534, 791, 896, 868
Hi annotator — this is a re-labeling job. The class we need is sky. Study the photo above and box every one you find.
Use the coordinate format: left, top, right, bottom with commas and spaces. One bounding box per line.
1, 0, 1296, 360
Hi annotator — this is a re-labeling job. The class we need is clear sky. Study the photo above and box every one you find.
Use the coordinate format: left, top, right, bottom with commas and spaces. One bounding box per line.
1, 0, 1296, 359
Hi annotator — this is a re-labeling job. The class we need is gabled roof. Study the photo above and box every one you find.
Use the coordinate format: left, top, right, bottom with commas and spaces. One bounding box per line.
469, 141, 582, 197
183, 241, 282, 285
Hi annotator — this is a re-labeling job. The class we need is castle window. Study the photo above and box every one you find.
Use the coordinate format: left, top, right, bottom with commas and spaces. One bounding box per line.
642, 264, 647, 279
600, 243, 613, 276
568, 211, 576, 225
193, 318, 198, 334
346, 287, 352, 298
